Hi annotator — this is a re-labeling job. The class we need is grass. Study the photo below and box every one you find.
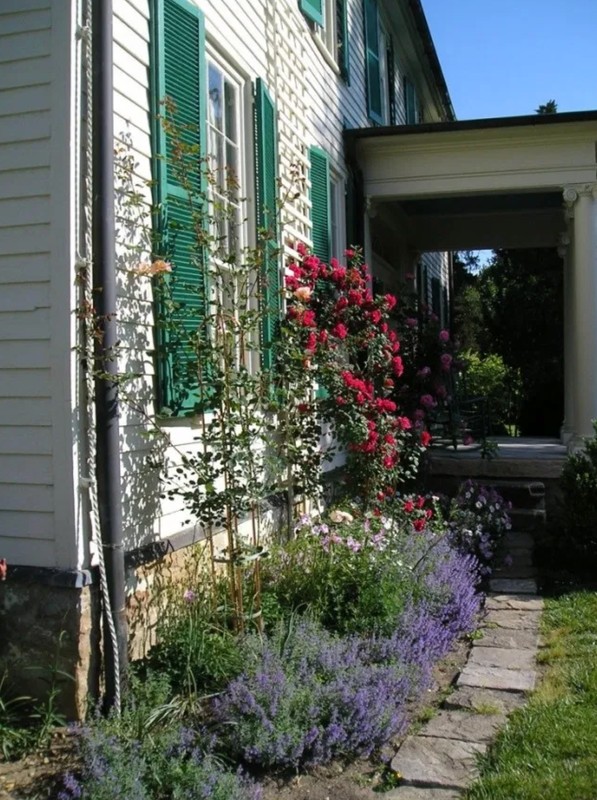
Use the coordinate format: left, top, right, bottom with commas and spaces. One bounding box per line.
464, 589, 597, 800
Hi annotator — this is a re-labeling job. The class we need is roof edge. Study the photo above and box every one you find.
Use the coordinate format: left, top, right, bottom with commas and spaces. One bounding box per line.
408, 0, 455, 121
344, 109, 597, 140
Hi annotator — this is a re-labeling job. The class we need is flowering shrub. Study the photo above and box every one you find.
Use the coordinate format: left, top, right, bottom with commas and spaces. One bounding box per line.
261, 500, 444, 635
59, 675, 262, 800
282, 247, 429, 507
447, 480, 512, 574
213, 617, 413, 768
215, 533, 481, 769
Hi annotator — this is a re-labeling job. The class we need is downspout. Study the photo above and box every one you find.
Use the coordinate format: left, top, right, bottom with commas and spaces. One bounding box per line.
91, 0, 128, 710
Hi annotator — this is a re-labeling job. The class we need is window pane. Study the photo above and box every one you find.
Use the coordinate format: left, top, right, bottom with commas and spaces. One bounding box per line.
224, 78, 237, 143
208, 62, 223, 132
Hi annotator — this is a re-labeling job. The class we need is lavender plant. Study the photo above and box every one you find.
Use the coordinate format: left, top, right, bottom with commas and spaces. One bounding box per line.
214, 531, 481, 769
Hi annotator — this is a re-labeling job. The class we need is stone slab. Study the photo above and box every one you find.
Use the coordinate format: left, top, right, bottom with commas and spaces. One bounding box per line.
391, 736, 485, 790
495, 552, 534, 569
419, 709, 506, 743
489, 578, 538, 594
469, 646, 536, 671
444, 686, 526, 715
491, 566, 538, 579
475, 626, 539, 650
458, 664, 536, 692
485, 594, 544, 611
483, 609, 542, 630
503, 532, 534, 550
384, 787, 461, 799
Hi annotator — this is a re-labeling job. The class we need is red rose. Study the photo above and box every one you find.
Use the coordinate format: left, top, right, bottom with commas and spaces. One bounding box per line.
413, 518, 426, 532
392, 356, 404, 377
332, 323, 348, 339
302, 309, 316, 327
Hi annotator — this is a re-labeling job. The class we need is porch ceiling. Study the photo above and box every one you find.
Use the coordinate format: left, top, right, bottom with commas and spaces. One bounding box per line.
347, 111, 597, 251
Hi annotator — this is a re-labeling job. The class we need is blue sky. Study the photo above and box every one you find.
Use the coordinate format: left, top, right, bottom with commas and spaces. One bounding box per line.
421, 0, 597, 120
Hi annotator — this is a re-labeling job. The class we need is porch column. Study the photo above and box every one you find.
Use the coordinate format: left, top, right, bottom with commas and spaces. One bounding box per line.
566, 183, 597, 447
364, 195, 374, 269
559, 226, 573, 444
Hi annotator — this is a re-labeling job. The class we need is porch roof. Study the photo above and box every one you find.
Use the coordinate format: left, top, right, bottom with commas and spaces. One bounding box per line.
344, 111, 597, 251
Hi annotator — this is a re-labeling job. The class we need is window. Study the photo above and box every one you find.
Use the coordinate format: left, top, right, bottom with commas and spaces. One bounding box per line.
150, 0, 280, 413
300, 0, 350, 80
363, 0, 395, 125
207, 56, 243, 256
404, 76, 418, 124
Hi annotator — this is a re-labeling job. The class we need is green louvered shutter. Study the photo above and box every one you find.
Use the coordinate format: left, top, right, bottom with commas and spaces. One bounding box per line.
336, 0, 350, 82
309, 147, 331, 263
151, 0, 208, 415
404, 76, 417, 124
254, 79, 280, 371
363, 0, 382, 124
300, 0, 324, 26
387, 36, 396, 125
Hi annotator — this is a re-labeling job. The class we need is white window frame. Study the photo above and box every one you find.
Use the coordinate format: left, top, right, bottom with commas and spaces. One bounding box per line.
311, 0, 342, 73
378, 19, 391, 126
329, 171, 346, 260
205, 47, 255, 372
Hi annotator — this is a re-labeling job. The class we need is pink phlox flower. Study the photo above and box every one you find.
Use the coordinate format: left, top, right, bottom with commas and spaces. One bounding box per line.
440, 353, 453, 371
420, 394, 437, 409
345, 536, 362, 553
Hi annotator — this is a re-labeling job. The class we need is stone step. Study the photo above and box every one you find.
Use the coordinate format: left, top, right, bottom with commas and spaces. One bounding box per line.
489, 577, 538, 594
485, 594, 544, 611
483, 607, 542, 630
391, 735, 486, 790
384, 786, 461, 799
509, 508, 546, 531
503, 531, 534, 550
457, 664, 536, 692
474, 479, 546, 510
418, 709, 506, 743
444, 686, 527, 714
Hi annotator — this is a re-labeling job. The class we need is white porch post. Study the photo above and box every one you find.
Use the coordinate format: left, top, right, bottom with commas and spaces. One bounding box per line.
364, 195, 374, 269
566, 184, 597, 447
559, 225, 574, 444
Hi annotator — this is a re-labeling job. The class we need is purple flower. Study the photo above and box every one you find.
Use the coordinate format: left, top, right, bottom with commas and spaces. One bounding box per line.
183, 588, 197, 603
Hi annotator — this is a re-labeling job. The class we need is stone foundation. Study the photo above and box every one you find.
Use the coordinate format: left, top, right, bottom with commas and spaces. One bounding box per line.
0, 577, 101, 720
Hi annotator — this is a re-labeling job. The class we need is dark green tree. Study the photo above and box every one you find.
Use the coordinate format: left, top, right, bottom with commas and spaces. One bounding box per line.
535, 99, 558, 114
478, 248, 563, 435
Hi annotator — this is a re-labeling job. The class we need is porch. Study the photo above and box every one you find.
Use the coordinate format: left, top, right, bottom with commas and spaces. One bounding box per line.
345, 110, 597, 450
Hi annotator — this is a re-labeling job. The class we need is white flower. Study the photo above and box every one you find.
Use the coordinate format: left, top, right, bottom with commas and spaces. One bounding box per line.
329, 509, 354, 523
293, 286, 312, 302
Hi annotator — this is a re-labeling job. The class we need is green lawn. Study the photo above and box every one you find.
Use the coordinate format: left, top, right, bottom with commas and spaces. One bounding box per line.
464, 590, 597, 800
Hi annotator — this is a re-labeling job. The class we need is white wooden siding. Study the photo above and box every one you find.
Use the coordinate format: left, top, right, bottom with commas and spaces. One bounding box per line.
0, 1, 78, 569
111, 0, 452, 555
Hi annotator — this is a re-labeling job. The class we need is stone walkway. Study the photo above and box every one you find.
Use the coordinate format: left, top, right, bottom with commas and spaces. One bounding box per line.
386, 529, 542, 798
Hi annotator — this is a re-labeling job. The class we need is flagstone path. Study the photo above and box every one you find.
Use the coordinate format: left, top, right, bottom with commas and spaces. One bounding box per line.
386, 529, 542, 798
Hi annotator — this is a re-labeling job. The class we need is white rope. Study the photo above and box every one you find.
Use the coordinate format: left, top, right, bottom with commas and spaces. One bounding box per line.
76, 0, 121, 714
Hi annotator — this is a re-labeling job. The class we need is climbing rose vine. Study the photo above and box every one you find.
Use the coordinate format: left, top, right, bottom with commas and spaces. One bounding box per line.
282, 245, 430, 508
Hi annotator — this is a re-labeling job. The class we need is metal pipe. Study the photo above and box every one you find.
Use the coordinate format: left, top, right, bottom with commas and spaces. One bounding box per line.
91, 0, 128, 709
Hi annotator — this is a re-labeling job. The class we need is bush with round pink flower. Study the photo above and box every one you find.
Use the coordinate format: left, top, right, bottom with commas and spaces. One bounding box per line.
282, 247, 432, 508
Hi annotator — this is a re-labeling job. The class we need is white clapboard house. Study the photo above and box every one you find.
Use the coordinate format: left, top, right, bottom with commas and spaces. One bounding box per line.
0, 0, 453, 713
